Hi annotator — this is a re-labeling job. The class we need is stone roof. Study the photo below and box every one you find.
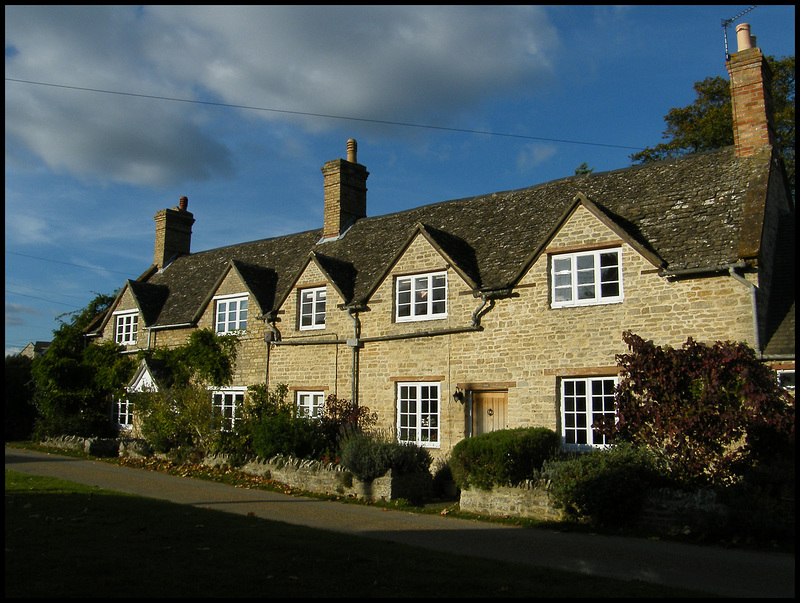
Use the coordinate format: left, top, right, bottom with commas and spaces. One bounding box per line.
105, 144, 792, 356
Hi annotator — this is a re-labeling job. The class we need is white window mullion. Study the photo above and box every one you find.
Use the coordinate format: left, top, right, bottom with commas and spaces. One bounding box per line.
296, 391, 325, 418
114, 311, 139, 345
396, 271, 447, 322
212, 389, 245, 432
214, 295, 248, 334
560, 377, 618, 450
397, 382, 440, 447
299, 287, 327, 330
551, 249, 623, 308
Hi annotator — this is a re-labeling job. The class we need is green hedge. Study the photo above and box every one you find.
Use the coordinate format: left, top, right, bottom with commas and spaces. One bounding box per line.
543, 443, 666, 526
339, 431, 432, 482
449, 427, 560, 491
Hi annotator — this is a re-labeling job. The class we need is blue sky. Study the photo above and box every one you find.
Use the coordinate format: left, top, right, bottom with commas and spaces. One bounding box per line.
4, 5, 796, 355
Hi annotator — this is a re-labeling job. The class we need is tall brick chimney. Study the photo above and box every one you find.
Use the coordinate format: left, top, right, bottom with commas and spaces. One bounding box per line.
154, 196, 194, 269
725, 23, 777, 157
321, 139, 368, 240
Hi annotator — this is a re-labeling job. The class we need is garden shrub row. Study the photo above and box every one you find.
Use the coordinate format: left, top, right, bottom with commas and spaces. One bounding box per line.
542, 443, 667, 526
449, 427, 560, 491
339, 430, 432, 482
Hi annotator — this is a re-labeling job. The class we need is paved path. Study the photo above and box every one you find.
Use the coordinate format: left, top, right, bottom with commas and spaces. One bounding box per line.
5, 447, 795, 598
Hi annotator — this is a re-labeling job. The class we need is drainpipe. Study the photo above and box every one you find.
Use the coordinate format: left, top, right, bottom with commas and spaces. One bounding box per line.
347, 308, 361, 405
471, 296, 489, 328
261, 313, 281, 387
728, 264, 761, 354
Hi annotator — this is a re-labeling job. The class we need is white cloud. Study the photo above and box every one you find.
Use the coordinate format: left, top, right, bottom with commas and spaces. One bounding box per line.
5, 5, 559, 188
5, 302, 41, 327
516, 143, 558, 172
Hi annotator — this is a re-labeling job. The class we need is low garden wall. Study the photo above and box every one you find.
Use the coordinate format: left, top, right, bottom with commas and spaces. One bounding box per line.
459, 482, 562, 521
237, 455, 432, 502
40, 436, 433, 503
458, 482, 731, 532
41, 435, 122, 457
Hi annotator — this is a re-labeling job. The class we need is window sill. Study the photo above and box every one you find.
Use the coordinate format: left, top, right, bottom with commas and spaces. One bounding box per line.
551, 298, 623, 309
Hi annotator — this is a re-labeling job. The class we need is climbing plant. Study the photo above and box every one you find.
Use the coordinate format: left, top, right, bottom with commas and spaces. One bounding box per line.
597, 331, 795, 487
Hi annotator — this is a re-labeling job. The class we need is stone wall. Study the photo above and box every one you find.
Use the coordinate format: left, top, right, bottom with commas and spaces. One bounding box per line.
41, 435, 127, 457
459, 483, 563, 521
95, 202, 758, 466
237, 455, 433, 502
458, 482, 731, 533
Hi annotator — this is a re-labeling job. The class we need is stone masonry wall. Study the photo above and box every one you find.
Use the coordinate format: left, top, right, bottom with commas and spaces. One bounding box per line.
98, 204, 756, 464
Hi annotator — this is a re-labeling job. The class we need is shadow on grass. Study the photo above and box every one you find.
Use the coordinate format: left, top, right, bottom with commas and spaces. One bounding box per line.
5, 471, 709, 598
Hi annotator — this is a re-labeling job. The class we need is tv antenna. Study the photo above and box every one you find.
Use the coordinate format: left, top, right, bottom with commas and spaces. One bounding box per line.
722, 5, 757, 60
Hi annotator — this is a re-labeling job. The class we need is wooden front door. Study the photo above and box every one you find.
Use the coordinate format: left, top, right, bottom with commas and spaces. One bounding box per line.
472, 391, 508, 436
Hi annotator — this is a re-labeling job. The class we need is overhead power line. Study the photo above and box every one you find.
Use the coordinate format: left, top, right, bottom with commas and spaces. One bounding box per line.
5, 250, 135, 276
5, 77, 645, 151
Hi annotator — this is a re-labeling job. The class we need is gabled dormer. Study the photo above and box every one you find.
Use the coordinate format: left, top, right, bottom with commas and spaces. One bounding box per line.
274, 252, 355, 334
362, 222, 480, 325
95, 279, 168, 348
513, 194, 665, 310
198, 260, 272, 335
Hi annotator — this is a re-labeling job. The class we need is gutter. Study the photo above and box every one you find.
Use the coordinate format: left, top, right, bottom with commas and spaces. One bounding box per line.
658, 260, 748, 279
268, 292, 501, 402
145, 323, 194, 331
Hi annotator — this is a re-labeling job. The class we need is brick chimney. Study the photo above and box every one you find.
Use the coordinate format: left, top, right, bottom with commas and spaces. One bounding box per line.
725, 23, 776, 157
154, 196, 194, 269
321, 139, 368, 240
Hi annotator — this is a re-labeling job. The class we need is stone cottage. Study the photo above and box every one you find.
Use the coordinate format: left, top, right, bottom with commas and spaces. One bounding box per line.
88, 25, 794, 459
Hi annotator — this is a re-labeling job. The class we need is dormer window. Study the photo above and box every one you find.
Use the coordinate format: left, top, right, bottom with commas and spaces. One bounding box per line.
299, 286, 326, 330
214, 294, 248, 334
114, 310, 139, 345
551, 248, 623, 308
396, 271, 447, 322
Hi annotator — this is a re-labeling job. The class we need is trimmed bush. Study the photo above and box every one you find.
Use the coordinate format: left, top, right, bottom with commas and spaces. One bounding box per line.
449, 427, 560, 491
543, 443, 666, 526
339, 431, 432, 482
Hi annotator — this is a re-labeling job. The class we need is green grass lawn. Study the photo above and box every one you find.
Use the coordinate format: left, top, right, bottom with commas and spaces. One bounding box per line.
5, 470, 711, 598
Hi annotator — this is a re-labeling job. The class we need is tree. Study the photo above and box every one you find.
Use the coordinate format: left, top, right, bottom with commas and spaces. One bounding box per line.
597, 331, 794, 487
5, 354, 36, 440
31, 292, 136, 438
631, 55, 795, 197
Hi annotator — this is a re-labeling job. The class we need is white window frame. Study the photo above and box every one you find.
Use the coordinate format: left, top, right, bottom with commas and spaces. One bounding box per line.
397, 382, 440, 448
214, 294, 248, 334
299, 287, 327, 331
777, 369, 795, 390
212, 388, 246, 432
560, 376, 618, 450
114, 310, 139, 345
551, 248, 623, 308
113, 397, 134, 430
296, 391, 325, 419
395, 271, 447, 322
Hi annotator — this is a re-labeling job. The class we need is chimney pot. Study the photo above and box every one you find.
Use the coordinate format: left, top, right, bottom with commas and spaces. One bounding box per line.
736, 23, 753, 52
179, 196, 188, 210
347, 139, 357, 163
